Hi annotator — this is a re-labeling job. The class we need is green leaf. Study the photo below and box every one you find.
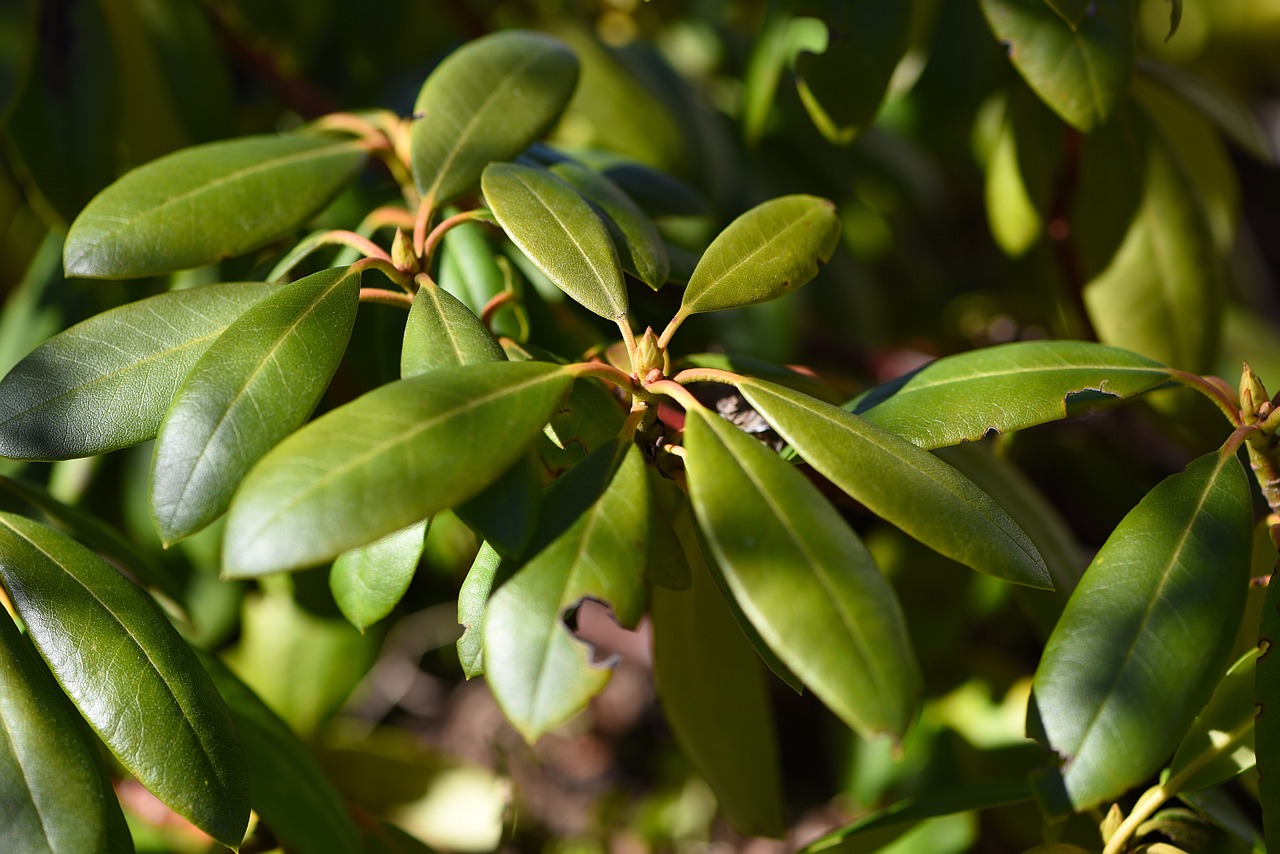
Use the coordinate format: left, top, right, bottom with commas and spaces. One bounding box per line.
645, 472, 692, 590
0, 281, 275, 460
222, 361, 573, 577
0, 0, 37, 127
330, 520, 428, 633
1136, 60, 1274, 165
151, 267, 362, 544
402, 282, 505, 378
0, 513, 249, 847
1258, 562, 1280, 848
742, 14, 825, 145
677, 195, 840, 319
483, 441, 649, 742
985, 90, 1064, 257
651, 510, 785, 838
64, 134, 366, 279
549, 161, 669, 289
197, 651, 362, 854
411, 31, 579, 207
482, 162, 627, 321
438, 217, 521, 340
455, 451, 542, 558
1029, 446, 1252, 813
457, 541, 506, 679
853, 341, 1170, 449
980, 0, 1132, 131
683, 407, 921, 740
738, 377, 1050, 589
1167, 648, 1259, 794
0, 607, 128, 854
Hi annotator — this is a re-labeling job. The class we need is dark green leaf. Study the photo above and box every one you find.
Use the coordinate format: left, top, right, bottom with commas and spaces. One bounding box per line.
0, 607, 128, 854
0, 513, 249, 846
651, 510, 785, 837
455, 451, 542, 558
1136, 60, 1274, 165
646, 472, 691, 590
1168, 648, 1259, 794
741, 15, 826, 145
738, 377, 1050, 589
457, 542, 506, 679
0, 222, 65, 380
402, 282, 505, 378
549, 161, 669, 289
437, 217, 521, 339
683, 407, 921, 739
64, 134, 366, 279
0, 0, 37, 127
222, 362, 573, 576
1030, 447, 1251, 813
152, 266, 362, 544
853, 341, 1170, 449
1258, 561, 1280, 848
482, 162, 627, 321
980, 0, 1132, 131
411, 31, 579, 206
197, 651, 361, 854
0, 281, 275, 460
677, 195, 840, 319
483, 441, 649, 741
331, 520, 428, 633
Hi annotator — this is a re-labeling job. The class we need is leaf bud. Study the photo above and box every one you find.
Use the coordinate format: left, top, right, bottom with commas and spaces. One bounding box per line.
392, 228, 418, 273
634, 327, 669, 378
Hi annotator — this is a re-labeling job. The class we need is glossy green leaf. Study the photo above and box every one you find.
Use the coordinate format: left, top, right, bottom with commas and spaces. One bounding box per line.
738, 377, 1050, 589
198, 651, 361, 854
1168, 648, 1259, 794
457, 541, 506, 679
482, 162, 627, 321
64, 134, 366, 279
742, 14, 825, 145
223, 361, 573, 577
0, 281, 275, 460
483, 441, 649, 742
683, 407, 921, 739
331, 520, 428, 633
401, 282, 504, 378
0, 607, 128, 854
152, 266, 361, 544
1258, 561, 1280, 848
1137, 59, 1274, 165
985, 90, 1063, 257
1083, 110, 1224, 372
0, 513, 249, 846
651, 511, 784, 837
853, 341, 1170, 449
980, 0, 1132, 131
1030, 447, 1252, 813
411, 31, 579, 206
549, 161, 669, 289
677, 195, 840, 319
438, 217, 521, 339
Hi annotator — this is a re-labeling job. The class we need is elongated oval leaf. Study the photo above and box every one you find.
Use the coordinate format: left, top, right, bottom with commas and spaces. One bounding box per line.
197, 651, 361, 854
651, 511, 785, 838
1168, 648, 1259, 794
549, 161, 669, 289
1137, 59, 1274, 165
330, 520, 428, 632
980, 0, 1132, 131
483, 162, 627, 321
683, 407, 922, 739
1029, 446, 1251, 812
223, 361, 573, 577
64, 134, 366, 279
152, 266, 362, 544
737, 377, 1050, 589
0, 608, 127, 854
483, 441, 649, 741
678, 195, 839, 319
0, 281, 275, 460
0, 513, 250, 846
852, 341, 1170, 449
411, 31, 579, 206
455, 450, 543, 558
438, 217, 521, 339
401, 282, 504, 378
458, 541, 507, 679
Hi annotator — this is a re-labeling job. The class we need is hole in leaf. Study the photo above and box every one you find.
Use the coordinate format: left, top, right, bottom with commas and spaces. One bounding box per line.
564, 598, 651, 666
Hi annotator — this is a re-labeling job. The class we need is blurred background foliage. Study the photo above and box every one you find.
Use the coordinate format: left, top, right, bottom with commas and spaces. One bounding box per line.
1, 0, 1278, 851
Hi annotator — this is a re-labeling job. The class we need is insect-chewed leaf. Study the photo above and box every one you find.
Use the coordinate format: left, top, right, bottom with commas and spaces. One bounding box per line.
197, 651, 362, 854
0, 513, 250, 847
151, 266, 362, 545
1029, 446, 1251, 813
678, 195, 839, 319
64, 134, 366, 279
1167, 648, 1259, 794
0, 607, 128, 854
483, 162, 627, 321
980, 0, 1132, 132
402, 282, 505, 378
411, 31, 579, 206
738, 377, 1050, 590
683, 407, 921, 740
0, 281, 275, 460
330, 519, 428, 633
483, 440, 650, 742
222, 361, 573, 577
853, 341, 1170, 449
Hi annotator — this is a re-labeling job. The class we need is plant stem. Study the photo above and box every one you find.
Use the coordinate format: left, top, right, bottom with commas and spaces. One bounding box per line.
413, 194, 436, 258
1164, 369, 1241, 426
421, 208, 493, 266
360, 206, 416, 232
672, 367, 745, 387
358, 287, 413, 309
618, 321, 639, 375
657, 309, 688, 350
480, 291, 518, 329
644, 378, 704, 413
567, 360, 644, 399
352, 256, 413, 292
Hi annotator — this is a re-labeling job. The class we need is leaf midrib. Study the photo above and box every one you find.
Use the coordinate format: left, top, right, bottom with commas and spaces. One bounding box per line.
686, 205, 825, 309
